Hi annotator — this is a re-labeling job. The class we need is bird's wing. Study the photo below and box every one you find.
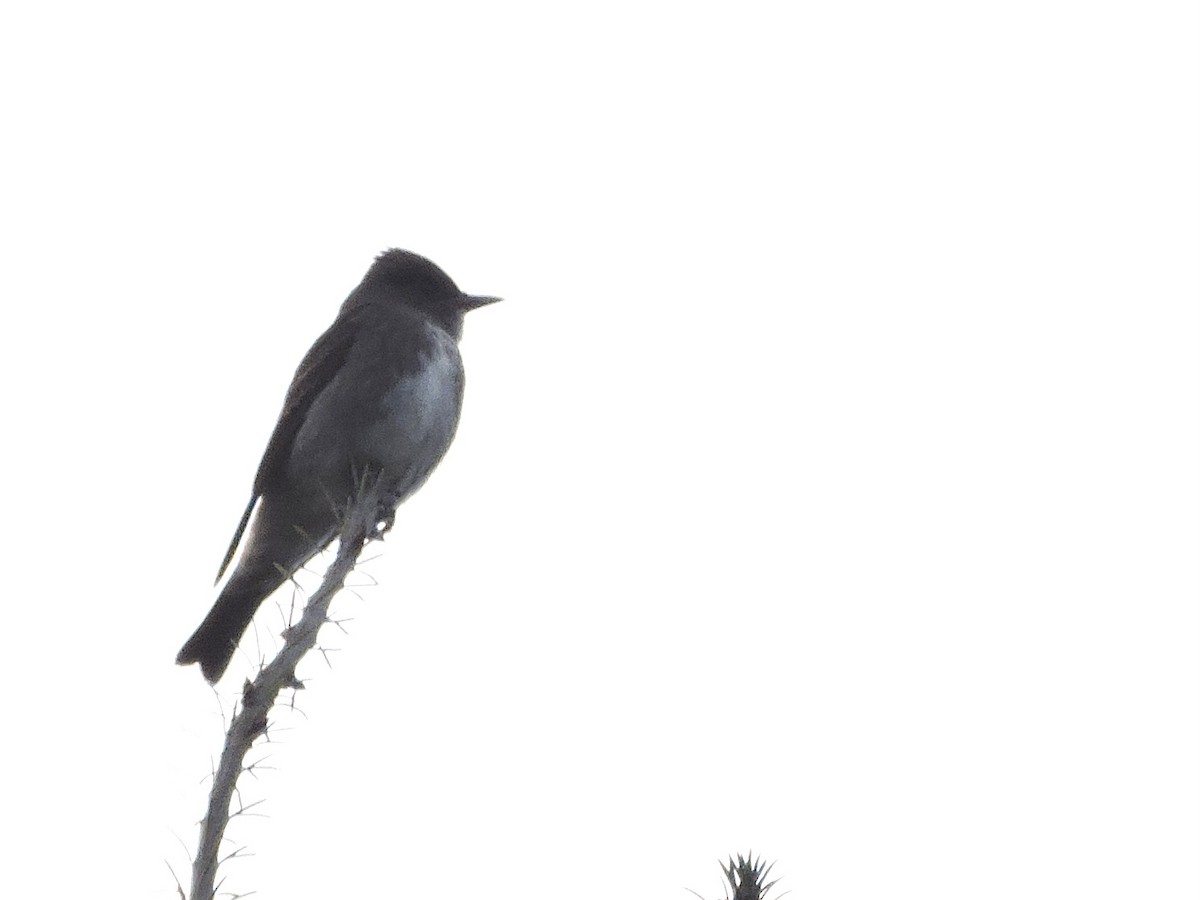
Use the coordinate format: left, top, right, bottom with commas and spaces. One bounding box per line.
214, 495, 257, 584
214, 315, 359, 582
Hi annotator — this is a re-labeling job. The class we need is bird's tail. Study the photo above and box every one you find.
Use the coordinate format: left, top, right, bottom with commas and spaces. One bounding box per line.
177, 493, 341, 683
175, 582, 266, 684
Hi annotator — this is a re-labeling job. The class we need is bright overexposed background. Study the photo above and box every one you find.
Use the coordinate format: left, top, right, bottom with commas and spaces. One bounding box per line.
1, 3, 1196, 898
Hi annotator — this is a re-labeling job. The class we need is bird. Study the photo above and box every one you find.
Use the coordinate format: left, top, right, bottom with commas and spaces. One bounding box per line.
176, 249, 500, 683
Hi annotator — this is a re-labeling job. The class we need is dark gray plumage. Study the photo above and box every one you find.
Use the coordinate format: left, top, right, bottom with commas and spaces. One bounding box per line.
177, 249, 500, 682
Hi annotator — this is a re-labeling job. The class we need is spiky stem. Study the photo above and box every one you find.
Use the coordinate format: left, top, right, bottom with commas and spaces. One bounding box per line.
188, 490, 380, 900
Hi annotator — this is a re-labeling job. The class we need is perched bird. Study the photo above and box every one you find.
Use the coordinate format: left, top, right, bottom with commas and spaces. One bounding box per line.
176, 249, 500, 683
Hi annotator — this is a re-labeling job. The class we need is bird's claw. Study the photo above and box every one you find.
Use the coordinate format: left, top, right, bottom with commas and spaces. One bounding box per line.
371, 508, 396, 540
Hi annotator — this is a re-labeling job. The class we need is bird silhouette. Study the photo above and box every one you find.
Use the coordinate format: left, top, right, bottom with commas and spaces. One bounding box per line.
176, 249, 500, 682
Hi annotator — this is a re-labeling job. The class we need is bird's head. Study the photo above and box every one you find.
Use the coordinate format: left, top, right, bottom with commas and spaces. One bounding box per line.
353, 248, 502, 338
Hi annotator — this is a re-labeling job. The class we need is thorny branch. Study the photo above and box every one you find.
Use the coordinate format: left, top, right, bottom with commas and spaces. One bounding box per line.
187, 488, 382, 900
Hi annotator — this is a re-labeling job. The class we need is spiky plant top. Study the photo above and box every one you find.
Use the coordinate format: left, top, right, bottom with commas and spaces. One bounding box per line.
722, 854, 780, 900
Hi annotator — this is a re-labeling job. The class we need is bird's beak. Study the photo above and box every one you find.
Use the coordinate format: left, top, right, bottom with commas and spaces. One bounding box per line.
460, 294, 504, 311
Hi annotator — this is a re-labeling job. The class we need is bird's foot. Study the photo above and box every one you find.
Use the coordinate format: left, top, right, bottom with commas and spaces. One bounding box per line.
370, 508, 396, 541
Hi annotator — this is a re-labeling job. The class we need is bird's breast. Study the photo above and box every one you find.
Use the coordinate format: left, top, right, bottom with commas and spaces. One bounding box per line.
284, 319, 465, 507
353, 324, 465, 489
375, 331, 463, 452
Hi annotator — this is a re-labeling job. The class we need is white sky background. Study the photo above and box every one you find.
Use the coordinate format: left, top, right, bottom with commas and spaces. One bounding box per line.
0, 2, 1196, 898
